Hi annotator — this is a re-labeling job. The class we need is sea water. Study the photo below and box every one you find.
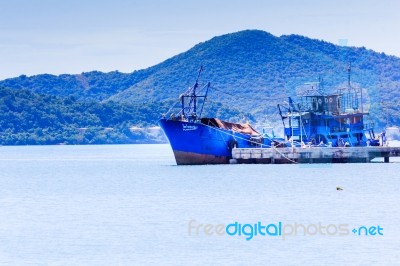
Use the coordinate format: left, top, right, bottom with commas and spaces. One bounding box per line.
0, 144, 399, 265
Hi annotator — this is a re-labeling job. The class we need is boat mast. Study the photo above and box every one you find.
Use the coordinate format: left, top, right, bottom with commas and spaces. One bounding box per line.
192, 66, 203, 115
198, 82, 210, 119
179, 66, 209, 122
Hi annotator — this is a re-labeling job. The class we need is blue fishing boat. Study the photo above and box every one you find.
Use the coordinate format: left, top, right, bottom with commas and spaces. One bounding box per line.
159, 67, 267, 165
277, 66, 378, 148
160, 66, 379, 165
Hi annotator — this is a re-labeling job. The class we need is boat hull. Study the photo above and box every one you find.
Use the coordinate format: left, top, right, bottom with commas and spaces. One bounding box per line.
159, 118, 251, 165
172, 150, 228, 165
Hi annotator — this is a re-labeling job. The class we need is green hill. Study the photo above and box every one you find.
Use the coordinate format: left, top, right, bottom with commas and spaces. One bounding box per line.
1, 30, 400, 145
0, 87, 169, 144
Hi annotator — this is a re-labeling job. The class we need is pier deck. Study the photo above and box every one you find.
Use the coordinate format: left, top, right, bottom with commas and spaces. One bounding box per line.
231, 146, 400, 164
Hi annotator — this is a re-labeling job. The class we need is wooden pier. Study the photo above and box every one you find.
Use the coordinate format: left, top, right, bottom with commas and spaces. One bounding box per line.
230, 146, 400, 164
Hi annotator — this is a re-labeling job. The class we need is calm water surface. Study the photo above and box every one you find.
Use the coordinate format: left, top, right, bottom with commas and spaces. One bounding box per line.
0, 144, 399, 265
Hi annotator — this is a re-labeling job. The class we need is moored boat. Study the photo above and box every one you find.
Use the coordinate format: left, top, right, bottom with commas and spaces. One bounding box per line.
159, 67, 267, 165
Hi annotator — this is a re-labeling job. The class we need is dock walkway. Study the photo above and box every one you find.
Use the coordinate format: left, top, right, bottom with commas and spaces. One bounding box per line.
231, 146, 400, 164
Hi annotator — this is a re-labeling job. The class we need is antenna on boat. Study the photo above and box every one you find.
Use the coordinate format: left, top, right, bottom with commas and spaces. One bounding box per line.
347, 62, 351, 89
318, 75, 324, 93
196, 65, 203, 84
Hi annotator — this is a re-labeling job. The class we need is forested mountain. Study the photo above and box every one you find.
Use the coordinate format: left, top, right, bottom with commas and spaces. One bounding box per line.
0, 87, 169, 144
1, 30, 399, 144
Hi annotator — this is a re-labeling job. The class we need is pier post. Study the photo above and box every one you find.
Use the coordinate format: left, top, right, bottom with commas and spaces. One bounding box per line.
384, 157, 389, 163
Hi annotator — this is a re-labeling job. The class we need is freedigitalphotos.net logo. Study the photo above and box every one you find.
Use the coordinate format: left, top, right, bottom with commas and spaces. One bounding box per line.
188, 219, 383, 241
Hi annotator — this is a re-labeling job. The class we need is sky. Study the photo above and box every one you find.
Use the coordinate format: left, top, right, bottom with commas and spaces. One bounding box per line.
0, 0, 399, 80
